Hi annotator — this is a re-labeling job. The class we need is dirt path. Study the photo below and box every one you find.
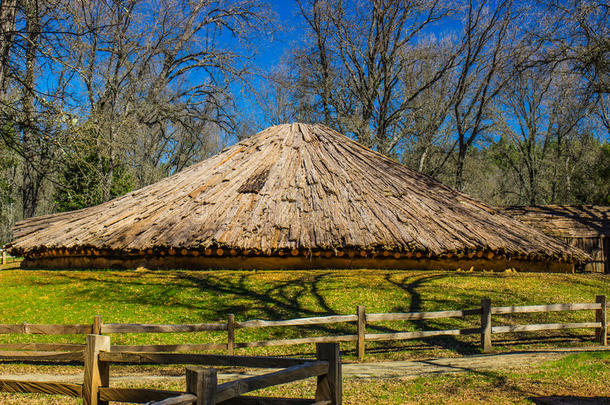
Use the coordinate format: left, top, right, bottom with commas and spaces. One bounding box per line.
1, 346, 608, 384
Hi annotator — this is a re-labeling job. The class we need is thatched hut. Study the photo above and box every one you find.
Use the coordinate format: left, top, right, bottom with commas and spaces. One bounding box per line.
502, 205, 609, 274
8, 123, 587, 272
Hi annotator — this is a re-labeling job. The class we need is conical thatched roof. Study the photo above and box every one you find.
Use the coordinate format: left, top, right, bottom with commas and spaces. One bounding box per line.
9, 123, 587, 271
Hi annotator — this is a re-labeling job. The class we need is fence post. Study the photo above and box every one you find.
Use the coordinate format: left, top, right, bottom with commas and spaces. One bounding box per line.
227, 314, 235, 355
93, 315, 103, 335
596, 295, 607, 346
1, 250, 6, 265
186, 367, 217, 405
83, 334, 111, 405
481, 298, 492, 353
357, 305, 366, 361
315, 343, 342, 405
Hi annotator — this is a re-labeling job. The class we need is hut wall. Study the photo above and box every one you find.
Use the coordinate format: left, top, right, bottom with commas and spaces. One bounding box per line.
564, 236, 607, 273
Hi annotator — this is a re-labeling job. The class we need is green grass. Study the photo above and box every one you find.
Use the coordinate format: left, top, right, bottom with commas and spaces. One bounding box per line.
2, 350, 607, 404
0, 264, 607, 360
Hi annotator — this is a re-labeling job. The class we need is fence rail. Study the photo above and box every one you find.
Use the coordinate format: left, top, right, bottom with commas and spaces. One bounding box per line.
0, 295, 606, 361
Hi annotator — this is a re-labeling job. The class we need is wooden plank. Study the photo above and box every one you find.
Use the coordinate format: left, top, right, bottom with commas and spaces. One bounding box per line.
236, 315, 357, 329
0, 343, 85, 351
83, 334, 110, 405
364, 328, 480, 342
366, 309, 480, 322
596, 295, 607, 346
491, 322, 601, 334
216, 361, 329, 403
228, 314, 236, 356
99, 351, 314, 368
99, 387, 183, 402
149, 394, 197, 405
93, 315, 103, 335
481, 298, 492, 353
357, 306, 365, 361
219, 397, 328, 404
234, 335, 357, 349
111, 343, 226, 352
101, 323, 226, 333
0, 323, 93, 335
187, 367, 216, 405
315, 343, 341, 405
491, 303, 601, 314
0, 379, 82, 397
0, 350, 84, 362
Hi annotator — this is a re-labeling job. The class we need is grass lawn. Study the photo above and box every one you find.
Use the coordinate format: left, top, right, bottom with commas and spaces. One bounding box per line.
0, 263, 607, 360
1, 350, 608, 404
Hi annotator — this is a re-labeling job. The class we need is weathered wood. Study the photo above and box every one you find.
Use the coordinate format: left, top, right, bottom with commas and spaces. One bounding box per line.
1, 250, 6, 265
93, 315, 103, 335
148, 393, 197, 405
99, 351, 313, 368
234, 335, 358, 348
491, 303, 601, 314
364, 328, 480, 342
596, 295, 607, 345
0, 350, 84, 362
236, 315, 357, 329
111, 343, 226, 352
491, 322, 601, 333
101, 323, 226, 333
83, 334, 111, 405
0, 323, 93, 335
228, 314, 235, 355
0, 343, 85, 351
216, 361, 329, 403
99, 387, 183, 402
356, 306, 365, 361
481, 298, 492, 353
315, 343, 341, 405
366, 309, 480, 322
187, 367, 216, 405
0, 379, 82, 397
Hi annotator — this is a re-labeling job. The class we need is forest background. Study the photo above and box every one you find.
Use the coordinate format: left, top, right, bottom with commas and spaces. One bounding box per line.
0, 0, 608, 244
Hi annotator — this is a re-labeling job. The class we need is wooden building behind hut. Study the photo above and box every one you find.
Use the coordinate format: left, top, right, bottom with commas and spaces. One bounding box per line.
502, 205, 609, 274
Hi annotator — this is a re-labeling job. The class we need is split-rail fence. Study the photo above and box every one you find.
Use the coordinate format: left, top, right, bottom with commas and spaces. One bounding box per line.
0, 296, 606, 403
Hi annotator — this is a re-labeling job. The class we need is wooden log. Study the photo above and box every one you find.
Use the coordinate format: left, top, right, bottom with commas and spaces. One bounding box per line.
187, 367, 216, 405
491, 322, 601, 333
236, 315, 357, 329
0, 379, 82, 397
596, 295, 607, 346
0, 350, 84, 362
228, 314, 236, 355
366, 309, 480, 322
234, 334, 358, 349
0, 323, 93, 335
291, 249, 299, 256
83, 334, 110, 405
93, 315, 103, 335
217, 249, 224, 256
0, 343, 85, 351
315, 343, 341, 405
356, 306, 365, 362
101, 323, 226, 333
216, 361, 328, 403
364, 328, 480, 342
111, 343, 226, 353
99, 387, 183, 402
204, 248, 212, 256
491, 303, 601, 314
98, 351, 313, 368
481, 298, 492, 353
148, 394, 198, 405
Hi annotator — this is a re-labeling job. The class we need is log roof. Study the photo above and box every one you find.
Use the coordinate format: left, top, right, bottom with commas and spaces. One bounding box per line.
8, 123, 587, 264
502, 205, 610, 238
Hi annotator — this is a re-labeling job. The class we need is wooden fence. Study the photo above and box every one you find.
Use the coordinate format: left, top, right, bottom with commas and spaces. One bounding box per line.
0, 334, 341, 405
0, 296, 606, 362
